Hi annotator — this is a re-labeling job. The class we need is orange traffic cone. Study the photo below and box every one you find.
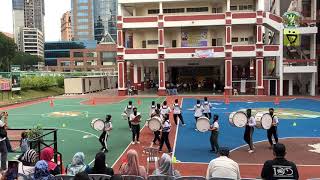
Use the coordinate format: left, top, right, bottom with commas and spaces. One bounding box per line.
92, 98, 96, 105
137, 99, 141, 106
50, 99, 54, 107
274, 97, 280, 105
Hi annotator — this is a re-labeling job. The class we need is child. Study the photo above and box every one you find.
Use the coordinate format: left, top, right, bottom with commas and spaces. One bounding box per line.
149, 101, 157, 117
151, 104, 161, 146
124, 101, 135, 130
244, 109, 256, 153
209, 115, 220, 153
192, 99, 204, 131
99, 115, 112, 152
160, 101, 171, 119
20, 132, 29, 153
172, 99, 185, 126
130, 107, 141, 144
159, 114, 172, 153
202, 97, 212, 120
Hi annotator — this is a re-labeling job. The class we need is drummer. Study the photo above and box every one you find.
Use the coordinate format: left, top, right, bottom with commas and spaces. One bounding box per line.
159, 114, 172, 153
99, 115, 112, 153
244, 109, 256, 153
267, 108, 279, 149
149, 101, 157, 117
192, 100, 204, 131
130, 107, 141, 145
172, 99, 185, 126
150, 104, 161, 146
160, 101, 171, 119
202, 97, 212, 120
209, 114, 219, 153
124, 101, 135, 130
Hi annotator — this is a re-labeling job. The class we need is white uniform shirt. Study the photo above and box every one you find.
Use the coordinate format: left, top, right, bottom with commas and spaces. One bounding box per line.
248, 116, 256, 127
272, 115, 279, 125
202, 101, 212, 113
149, 105, 157, 116
104, 121, 112, 135
172, 104, 182, 114
212, 121, 219, 131
193, 104, 203, 117
206, 156, 241, 180
162, 120, 171, 132
129, 113, 140, 125
124, 105, 135, 117
160, 106, 171, 116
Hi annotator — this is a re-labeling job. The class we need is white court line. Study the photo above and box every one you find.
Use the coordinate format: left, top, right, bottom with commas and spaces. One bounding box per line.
172, 97, 183, 161
172, 161, 320, 167
111, 97, 164, 168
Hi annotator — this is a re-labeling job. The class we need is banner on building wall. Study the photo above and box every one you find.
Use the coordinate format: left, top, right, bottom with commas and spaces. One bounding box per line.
0, 78, 11, 91
194, 49, 214, 58
181, 29, 208, 47
284, 29, 300, 47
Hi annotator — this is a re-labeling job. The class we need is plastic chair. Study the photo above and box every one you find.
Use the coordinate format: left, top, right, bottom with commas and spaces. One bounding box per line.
143, 147, 159, 174
88, 174, 112, 180
176, 176, 206, 180
122, 175, 145, 180
55, 174, 74, 180
209, 178, 236, 180
147, 175, 175, 180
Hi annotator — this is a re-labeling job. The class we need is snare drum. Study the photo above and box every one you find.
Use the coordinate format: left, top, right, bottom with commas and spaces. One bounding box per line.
148, 116, 162, 131
255, 112, 272, 129
91, 118, 105, 131
196, 116, 210, 132
229, 111, 247, 128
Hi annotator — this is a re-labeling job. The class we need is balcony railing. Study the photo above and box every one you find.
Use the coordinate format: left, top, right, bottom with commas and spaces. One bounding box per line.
283, 59, 317, 66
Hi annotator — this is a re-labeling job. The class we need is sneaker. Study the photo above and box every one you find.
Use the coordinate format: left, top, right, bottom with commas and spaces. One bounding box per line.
131, 141, 135, 145
195, 128, 198, 131
182, 124, 186, 126
136, 141, 140, 144
101, 147, 105, 151
248, 150, 254, 153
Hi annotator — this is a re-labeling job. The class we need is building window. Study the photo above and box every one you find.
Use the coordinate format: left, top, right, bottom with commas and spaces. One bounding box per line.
78, 25, 88, 30
78, 18, 89, 23
232, 37, 238, 42
212, 38, 223, 46
78, 5, 88, 10
77, 32, 89, 36
172, 40, 177, 47
86, 52, 97, 57
74, 52, 84, 57
186, 7, 208, 12
148, 9, 160, 14
142, 41, 146, 48
78, 0, 88, 4
163, 8, 185, 13
77, 11, 88, 16
230, 6, 237, 11
212, 7, 223, 13
147, 40, 158, 45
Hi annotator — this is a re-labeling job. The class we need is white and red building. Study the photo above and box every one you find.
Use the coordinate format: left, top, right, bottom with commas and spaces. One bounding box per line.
116, 0, 318, 96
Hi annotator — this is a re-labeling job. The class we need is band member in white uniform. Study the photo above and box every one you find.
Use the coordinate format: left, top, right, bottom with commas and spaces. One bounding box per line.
172, 99, 185, 126
99, 115, 112, 152
160, 101, 171, 119
149, 101, 157, 117
150, 104, 161, 146
202, 97, 212, 120
209, 115, 219, 153
159, 114, 172, 153
267, 108, 279, 148
124, 101, 135, 130
130, 107, 141, 144
243, 109, 256, 153
192, 100, 204, 131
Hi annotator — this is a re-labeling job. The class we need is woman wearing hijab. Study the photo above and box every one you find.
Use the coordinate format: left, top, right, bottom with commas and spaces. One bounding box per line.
18, 149, 39, 176
33, 160, 54, 180
66, 152, 89, 175
119, 149, 147, 179
40, 147, 60, 175
153, 153, 180, 177
88, 152, 114, 176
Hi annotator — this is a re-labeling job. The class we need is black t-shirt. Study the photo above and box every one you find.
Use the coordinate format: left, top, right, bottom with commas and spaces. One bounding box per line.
261, 158, 299, 180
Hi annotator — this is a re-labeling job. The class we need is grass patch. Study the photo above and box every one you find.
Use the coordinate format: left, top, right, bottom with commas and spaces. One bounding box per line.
0, 87, 64, 106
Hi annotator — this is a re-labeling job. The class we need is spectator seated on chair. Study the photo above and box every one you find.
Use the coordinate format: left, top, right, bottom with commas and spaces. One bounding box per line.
261, 143, 299, 180
40, 147, 61, 175
119, 149, 147, 179
233, 89, 238, 96
206, 147, 241, 180
66, 152, 89, 175
75, 172, 90, 180
88, 152, 114, 176
153, 153, 180, 178
34, 160, 55, 180
18, 149, 38, 176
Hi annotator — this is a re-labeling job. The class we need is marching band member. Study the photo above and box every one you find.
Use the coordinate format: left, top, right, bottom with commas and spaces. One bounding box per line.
150, 104, 161, 146
160, 101, 171, 119
124, 101, 135, 130
243, 109, 256, 153
149, 101, 157, 117
130, 107, 141, 145
267, 108, 279, 149
172, 99, 185, 126
159, 114, 172, 153
192, 100, 204, 131
202, 97, 212, 120
99, 115, 112, 153
209, 115, 219, 153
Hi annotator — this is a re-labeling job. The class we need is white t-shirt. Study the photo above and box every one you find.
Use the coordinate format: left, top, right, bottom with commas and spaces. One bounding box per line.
193, 104, 203, 117
162, 120, 171, 132
124, 105, 135, 117
149, 105, 157, 116
206, 156, 241, 180
129, 113, 140, 125
212, 121, 219, 131
104, 121, 112, 135
247, 116, 256, 127
172, 104, 181, 114
272, 115, 279, 125
202, 101, 212, 113
160, 106, 171, 116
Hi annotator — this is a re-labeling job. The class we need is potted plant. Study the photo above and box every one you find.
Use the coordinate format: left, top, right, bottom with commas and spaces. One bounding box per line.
27, 125, 43, 150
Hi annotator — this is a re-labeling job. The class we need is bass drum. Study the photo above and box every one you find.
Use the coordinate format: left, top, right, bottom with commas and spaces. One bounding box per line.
255, 112, 272, 129
91, 118, 105, 131
229, 111, 247, 128
196, 116, 210, 132
148, 116, 162, 132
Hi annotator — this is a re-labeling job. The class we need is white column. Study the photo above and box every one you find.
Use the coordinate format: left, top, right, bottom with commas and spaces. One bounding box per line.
133, 64, 138, 84
311, 73, 316, 96
310, 34, 316, 60
140, 65, 144, 82
289, 79, 293, 95
226, 0, 230, 11
133, 8, 136, 16
256, 0, 264, 10
279, 30, 284, 96
275, 0, 280, 15
118, 4, 122, 16
312, 0, 317, 20
159, 2, 163, 14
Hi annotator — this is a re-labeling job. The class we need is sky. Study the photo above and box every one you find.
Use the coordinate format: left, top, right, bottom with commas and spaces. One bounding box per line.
0, 0, 71, 41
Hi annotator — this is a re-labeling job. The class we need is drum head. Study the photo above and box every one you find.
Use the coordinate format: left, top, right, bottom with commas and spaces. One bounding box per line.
196, 117, 210, 132
91, 118, 105, 131
261, 114, 273, 129
148, 117, 161, 131
232, 112, 247, 127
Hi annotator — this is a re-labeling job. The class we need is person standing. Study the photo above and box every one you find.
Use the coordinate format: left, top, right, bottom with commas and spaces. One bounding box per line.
159, 114, 172, 153
0, 121, 8, 171
149, 101, 157, 117
209, 115, 219, 153
267, 108, 279, 149
124, 101, 135, 130
99, 115, 112, 152
172, 99, 185, 126
192, 100, 204, 131
261, 143, 299, 180
150, 104, 161, 146
160, 101, 171, 119
202, 97, 212, 120
130, 107, 141, 144
244, 109, 256, 153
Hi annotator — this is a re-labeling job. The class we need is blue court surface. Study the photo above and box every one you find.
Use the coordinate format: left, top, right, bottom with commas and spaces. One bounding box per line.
174, 98, 320, 163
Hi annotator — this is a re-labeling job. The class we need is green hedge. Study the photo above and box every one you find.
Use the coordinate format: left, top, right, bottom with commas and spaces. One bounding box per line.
21, 76, 64, 90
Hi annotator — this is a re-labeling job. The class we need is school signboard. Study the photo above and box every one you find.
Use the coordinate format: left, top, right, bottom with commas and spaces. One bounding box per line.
11, 65, 21, 91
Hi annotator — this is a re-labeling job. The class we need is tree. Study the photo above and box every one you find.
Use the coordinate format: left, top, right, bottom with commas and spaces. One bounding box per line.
12, 51, 43, 71
0, 32, 16, 71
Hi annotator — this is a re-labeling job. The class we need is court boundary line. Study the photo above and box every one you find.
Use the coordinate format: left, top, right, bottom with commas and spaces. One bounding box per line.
79, 97, 128, 106
111, 97, 163, 168
173, 161, 320, 167
172, 97, 183, 161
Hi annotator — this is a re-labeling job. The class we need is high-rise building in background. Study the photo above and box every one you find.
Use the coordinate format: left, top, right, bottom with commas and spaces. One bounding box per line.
61, 11, 73, 41
71, 0, 117, 43
12, 0, 45, 57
